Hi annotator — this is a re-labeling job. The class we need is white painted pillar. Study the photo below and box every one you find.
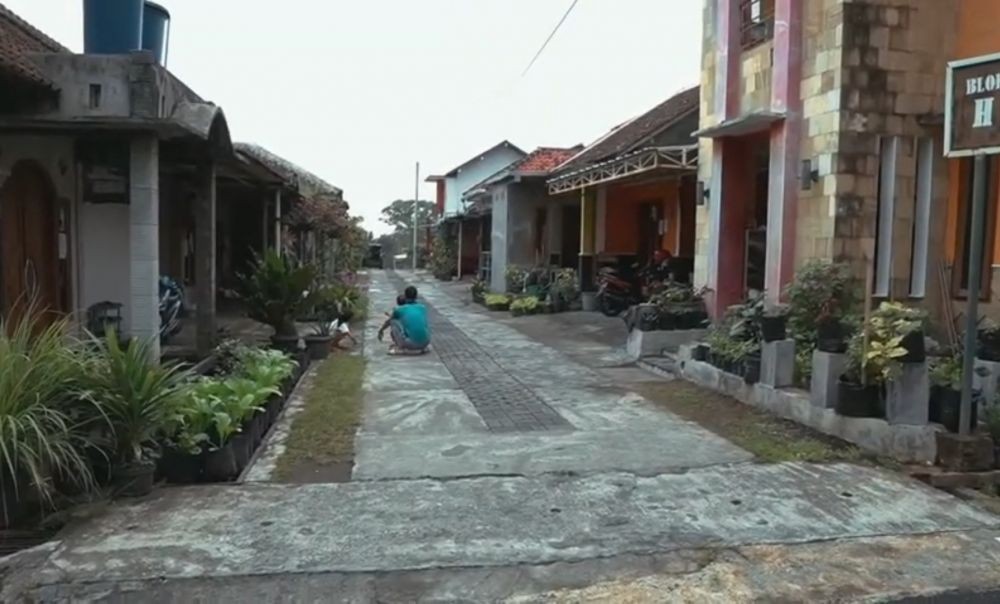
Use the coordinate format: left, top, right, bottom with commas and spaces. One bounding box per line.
195, 162, 217, 356
274, 189, 282, 256
457, 219, 464, 280
129, 134, 160, 359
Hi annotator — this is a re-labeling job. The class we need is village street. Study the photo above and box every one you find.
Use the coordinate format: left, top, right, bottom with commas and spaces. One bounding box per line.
3, 271, 1000, 602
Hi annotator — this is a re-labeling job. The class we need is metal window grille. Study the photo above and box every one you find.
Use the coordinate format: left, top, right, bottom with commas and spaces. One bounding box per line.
740, 0, 774, 50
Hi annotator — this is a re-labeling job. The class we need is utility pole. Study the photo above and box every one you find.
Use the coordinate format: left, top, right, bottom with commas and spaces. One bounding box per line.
413, 161, 420, 272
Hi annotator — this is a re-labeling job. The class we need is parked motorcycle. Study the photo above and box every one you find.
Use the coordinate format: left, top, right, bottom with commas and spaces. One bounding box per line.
596, 265, 644, 317
159, 276, 184, 344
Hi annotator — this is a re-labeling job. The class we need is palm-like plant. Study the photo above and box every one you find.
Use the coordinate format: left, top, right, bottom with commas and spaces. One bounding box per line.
0, 307, 99, 517
237, 251, 316, 338
82, 331, 192, 467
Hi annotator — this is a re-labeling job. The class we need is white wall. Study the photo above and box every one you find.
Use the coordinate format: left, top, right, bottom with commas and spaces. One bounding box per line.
489, 185, 508, 292
78, 203, 131, 330
443, 146, 525, 216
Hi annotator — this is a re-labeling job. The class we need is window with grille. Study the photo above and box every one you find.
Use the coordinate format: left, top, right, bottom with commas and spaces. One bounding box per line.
740, 0, 774, 50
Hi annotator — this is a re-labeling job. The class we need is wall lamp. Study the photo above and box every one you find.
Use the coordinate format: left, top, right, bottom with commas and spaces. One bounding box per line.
800, 159, 820, 191
696, 181, 710, 206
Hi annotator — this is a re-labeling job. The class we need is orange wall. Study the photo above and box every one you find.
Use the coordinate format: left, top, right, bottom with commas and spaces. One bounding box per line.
947, 0, 1000, 264
603, 180, 680, 256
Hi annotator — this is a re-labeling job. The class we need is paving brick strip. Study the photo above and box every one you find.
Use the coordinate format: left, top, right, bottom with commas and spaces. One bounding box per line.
386, 273, 571, 433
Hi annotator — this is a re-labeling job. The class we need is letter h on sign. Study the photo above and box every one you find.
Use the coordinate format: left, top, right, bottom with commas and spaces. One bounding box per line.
974, 97, 995, 128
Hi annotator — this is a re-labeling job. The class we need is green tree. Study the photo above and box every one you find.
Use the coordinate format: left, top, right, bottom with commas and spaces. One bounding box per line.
380, 199, 437, 234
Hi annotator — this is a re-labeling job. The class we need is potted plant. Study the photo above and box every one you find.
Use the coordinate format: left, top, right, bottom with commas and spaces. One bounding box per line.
83, 331, 193, 497
871, 302, 926, 363
505, 265, 527, 294
470, 278, 487, 305
238, 251, 317, 353
650, 283, 709, 330
760, 303, 789, 343
738, 340, 762, 384
691, 342, 709, 362
978, 318, 1000, 362
550, 269, 579, 313
510, 296, 539, 317
303, 286, 345, 361
836, 327, 905, 418
929, 352, 985, 432
485, 293, 512, 311
0, 309, 101, 527
785, 261, 859, 354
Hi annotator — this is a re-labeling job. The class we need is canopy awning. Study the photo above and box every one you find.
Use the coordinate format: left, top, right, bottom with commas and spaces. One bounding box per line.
693, 111, 785, 138
546, 145, 697, 195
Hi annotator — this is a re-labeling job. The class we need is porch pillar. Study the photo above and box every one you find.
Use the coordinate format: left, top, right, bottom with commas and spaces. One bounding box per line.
195, 162, 217, 356
579, 188, 596, 291
129, 134, 160, 359
706, 138, 752, 317
457, 218, 464, 280
274, 189, 282, 256
764, 0, 803, 303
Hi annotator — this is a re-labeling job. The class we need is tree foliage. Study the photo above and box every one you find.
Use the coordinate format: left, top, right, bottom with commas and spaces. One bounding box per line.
380, 199, 436, 233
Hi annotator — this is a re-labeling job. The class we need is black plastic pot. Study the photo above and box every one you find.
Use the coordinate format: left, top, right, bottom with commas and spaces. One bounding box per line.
161, 448, 203, 484
899, 330, 926, 363
743, 354, 761, 384
655, 311, 677, 331
836, 377, 883, 418
304, 335, 332, 360
232, 433, 252, 472
204, 444, 238, 482
978, 329, 1000, 362
760, 316, 787, 343
113, 461, 155, 497
682, 310, 709, 329
691, 344, 708, 362
817, 319, 847, 353
933, 386, 980, 433
266, 395, 283, 424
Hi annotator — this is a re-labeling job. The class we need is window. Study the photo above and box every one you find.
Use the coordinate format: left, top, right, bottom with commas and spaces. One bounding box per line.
952, 156, 998, 299
874, 136, 899, 297
908, 138, 934, 298
740, 0, 774, 50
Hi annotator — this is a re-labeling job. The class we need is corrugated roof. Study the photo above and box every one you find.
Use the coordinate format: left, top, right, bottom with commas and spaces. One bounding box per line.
235, 143, 343, 201
555, 86, 699, 174
0, 2, 69, 87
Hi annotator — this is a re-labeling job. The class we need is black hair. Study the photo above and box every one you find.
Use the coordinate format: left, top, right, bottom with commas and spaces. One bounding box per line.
396, 295, 406, 306
404, 286, 418, 301
339, 308, 355, 323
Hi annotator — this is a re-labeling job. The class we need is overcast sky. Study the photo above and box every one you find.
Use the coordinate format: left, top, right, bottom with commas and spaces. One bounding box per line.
8, 0, 701, 234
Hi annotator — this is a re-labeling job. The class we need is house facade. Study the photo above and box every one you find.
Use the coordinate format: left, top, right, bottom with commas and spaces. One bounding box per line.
0, 3, 344, 358
695, 0, 1000, 330
463, 147, 582, 292
547, 87, 701, 291
429, 141, 527, 280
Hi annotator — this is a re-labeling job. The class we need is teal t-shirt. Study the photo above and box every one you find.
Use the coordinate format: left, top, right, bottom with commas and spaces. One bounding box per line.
392, 303, 430, 347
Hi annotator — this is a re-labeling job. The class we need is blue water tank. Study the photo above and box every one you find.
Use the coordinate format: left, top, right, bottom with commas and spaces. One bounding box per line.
141, 2, 170, 66
83, 0, 144, 55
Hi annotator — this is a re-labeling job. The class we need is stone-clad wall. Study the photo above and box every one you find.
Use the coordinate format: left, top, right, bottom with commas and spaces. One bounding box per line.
832, 0, 955, 323
694, 0, 718, 289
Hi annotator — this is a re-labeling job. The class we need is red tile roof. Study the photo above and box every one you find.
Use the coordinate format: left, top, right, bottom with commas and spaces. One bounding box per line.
514, 146, 584, 174
555, 86, 699, 173
0, 2, 69, 87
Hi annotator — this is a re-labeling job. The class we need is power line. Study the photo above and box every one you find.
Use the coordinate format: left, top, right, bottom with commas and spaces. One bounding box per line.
521, 0, 579, 77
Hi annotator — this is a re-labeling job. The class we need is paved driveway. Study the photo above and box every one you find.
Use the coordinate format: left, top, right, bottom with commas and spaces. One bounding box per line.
6, 270, 1000, 603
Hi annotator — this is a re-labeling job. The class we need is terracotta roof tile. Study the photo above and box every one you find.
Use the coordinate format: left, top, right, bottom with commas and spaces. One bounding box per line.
555, 86, 699, 173
0, 2, 69, 87
515, 146, 584, 174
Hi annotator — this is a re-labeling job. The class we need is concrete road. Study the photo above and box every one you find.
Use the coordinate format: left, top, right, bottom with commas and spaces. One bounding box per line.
5, 270, 1000, 603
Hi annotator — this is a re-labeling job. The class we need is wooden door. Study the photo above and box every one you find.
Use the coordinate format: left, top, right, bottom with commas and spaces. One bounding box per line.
0, 163, 60, 322
637, 201, 661, 262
